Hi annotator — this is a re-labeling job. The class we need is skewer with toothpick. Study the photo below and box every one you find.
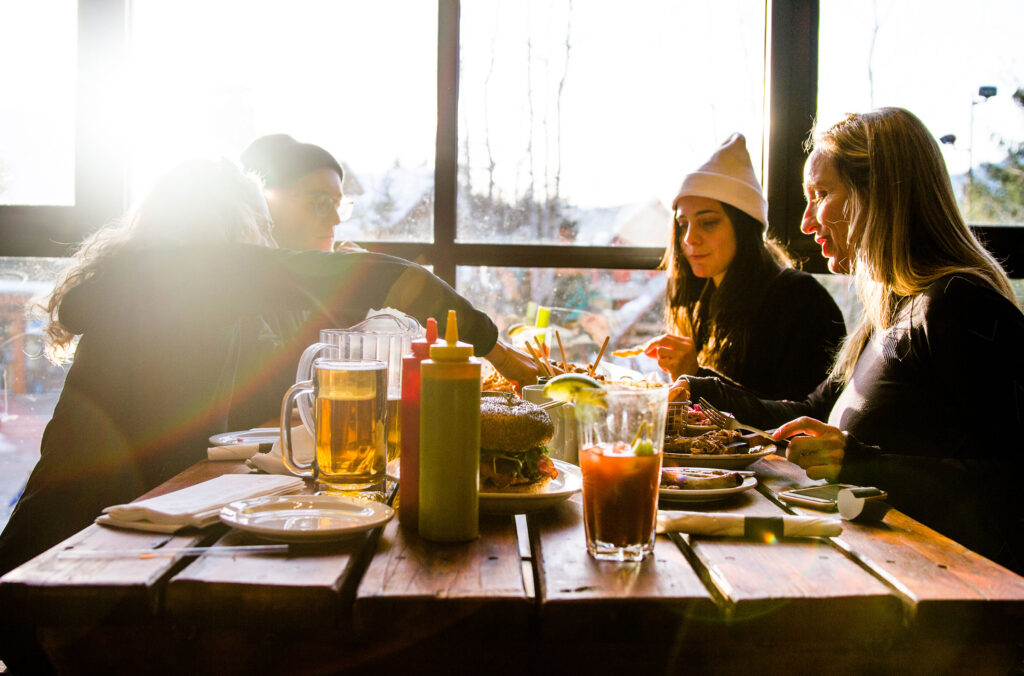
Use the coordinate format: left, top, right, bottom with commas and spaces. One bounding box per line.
523, 341, 549, 377
589, 336, 610, 377
555, 331, 568, 373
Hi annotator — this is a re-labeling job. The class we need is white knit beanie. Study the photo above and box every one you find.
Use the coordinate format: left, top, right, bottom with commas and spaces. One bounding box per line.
674, 133, 768, 231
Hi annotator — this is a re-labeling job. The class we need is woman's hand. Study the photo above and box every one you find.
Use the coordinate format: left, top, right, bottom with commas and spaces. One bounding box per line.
773, 417, 847, 482
485, 340, 541, 387
668, 377, 690, 402
644, 334, 699, 381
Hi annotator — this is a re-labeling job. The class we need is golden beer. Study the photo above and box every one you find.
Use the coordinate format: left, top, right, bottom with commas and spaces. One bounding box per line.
313, 361, 388, 493
386, 397, 401, 463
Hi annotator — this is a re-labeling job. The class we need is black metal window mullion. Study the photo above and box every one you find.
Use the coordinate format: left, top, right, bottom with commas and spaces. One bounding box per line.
431, 0, 459, 286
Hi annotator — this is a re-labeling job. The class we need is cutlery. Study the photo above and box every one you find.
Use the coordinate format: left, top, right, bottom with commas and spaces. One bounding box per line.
697, 397, 789, 451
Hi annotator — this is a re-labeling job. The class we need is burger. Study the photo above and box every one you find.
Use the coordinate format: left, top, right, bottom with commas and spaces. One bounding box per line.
480, 395, 559, 492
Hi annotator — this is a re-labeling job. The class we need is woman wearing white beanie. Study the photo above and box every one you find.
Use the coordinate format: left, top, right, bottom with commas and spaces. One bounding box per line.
647, 133, 846, 400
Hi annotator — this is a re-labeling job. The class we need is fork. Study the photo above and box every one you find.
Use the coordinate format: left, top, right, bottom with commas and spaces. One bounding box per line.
697, 397, 788, 451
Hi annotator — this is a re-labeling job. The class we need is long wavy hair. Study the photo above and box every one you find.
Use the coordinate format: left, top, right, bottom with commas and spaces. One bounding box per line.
809, 108, 1014, 383
660, 202, 793, 376
34, 158, 275, 363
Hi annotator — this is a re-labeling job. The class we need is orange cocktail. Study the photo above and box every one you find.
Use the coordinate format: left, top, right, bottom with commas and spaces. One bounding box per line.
580, 442, 661, 557
576, 384, 668, 562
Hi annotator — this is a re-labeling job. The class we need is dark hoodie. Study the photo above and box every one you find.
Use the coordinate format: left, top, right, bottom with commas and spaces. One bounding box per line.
0, 244, 498, 577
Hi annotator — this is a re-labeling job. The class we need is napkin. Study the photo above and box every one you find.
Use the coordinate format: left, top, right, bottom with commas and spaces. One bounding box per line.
657, 511, 842, 538
247, 425, 314, 475
96, 474, 305, 533
207, 442, 275, 461
837, 487, 891, 522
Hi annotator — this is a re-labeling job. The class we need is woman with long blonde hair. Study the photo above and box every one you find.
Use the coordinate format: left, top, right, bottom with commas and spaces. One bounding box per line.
686, 108, 1023, 572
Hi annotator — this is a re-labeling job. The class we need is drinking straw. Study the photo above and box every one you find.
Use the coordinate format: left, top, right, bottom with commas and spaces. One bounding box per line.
589, 336, 610, 377
555, 331, 569, 372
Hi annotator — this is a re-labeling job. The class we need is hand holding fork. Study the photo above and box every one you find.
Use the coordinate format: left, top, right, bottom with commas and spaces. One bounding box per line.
697, 397, 789, 451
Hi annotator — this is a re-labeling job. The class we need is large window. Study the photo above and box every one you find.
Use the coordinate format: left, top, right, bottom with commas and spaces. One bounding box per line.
127, 0, 437, 241
0, 1, 77, 206
458, 1, 766, 248
818, 0, 1024, 227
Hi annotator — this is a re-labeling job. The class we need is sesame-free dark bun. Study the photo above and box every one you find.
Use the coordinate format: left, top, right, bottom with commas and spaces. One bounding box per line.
480, 396, 554, 452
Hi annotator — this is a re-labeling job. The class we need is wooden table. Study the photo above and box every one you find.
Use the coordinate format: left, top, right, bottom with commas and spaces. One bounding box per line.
2, 455, 1022, 675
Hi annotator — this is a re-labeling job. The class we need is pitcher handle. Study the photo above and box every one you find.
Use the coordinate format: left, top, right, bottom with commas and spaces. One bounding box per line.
296, 342, 328, 433
281, 379, 314, 478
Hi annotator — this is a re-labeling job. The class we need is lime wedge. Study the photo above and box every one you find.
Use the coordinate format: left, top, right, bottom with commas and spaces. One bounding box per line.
542, 373, 606, 408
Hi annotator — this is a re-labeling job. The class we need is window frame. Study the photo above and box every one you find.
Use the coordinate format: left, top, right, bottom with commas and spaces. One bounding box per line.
1, 0, 1020, 279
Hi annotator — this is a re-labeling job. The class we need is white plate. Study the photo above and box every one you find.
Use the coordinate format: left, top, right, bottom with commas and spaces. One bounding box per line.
479, 459, 582, 514
663, 445, 776, 470
209, 428, 280, 447
659, 475, 758, 503
219, 494, 394, 542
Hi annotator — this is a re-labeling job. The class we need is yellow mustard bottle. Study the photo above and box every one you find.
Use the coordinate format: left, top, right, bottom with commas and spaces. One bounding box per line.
418, 310, 480, 542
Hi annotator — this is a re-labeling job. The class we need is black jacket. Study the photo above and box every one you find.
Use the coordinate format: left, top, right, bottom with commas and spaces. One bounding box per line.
694, 267, 846, 400
690, 276, 1024, 572
0, 244, 497, 576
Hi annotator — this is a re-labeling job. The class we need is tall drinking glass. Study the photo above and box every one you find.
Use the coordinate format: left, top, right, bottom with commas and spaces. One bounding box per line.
577, 384, 668, 562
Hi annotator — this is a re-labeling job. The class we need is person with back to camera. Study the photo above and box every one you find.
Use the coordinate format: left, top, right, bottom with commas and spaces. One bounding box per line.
680, 108, 1024, 573
0, 158, 537, 586
645, 133, 846, 401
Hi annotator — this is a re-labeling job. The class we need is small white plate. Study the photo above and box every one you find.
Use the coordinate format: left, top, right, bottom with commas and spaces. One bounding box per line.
209, 428, 280, 447
219, 494, 394, 542
659, 475, 758, 503
479, 459, 582, 515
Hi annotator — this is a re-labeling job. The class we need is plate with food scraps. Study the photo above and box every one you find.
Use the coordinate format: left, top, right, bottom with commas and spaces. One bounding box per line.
219, 494, 394, 542
479, 459, 582, 515
659, 467, 758, 503
663, 444, 776, 470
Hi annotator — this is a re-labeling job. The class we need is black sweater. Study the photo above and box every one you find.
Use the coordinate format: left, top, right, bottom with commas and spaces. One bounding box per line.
0, 245, 498, 575
693, 267, 846, 400
690, 276, 1024, 573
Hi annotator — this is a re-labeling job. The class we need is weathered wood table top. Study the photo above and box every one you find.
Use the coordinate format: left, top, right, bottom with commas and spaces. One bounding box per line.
2, 456, 1022, 675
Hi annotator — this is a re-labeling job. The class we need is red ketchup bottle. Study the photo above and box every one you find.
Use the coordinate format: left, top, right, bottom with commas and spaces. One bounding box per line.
398, 317, 437, 530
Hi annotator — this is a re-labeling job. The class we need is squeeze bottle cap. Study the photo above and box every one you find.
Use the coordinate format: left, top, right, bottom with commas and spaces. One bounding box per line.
429, 310, 474, 361
411, 317, 438, 359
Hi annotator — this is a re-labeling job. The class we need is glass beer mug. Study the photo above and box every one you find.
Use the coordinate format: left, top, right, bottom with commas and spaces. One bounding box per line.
281, 358, 389, 497
294, 313, 420, 464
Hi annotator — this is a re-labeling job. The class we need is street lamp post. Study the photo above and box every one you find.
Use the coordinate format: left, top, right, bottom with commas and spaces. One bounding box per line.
968, 85, 998, 210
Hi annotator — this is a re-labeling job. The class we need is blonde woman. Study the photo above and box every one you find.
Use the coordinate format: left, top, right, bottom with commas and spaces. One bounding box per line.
0, 159, 534, 581
687, 108, 1023, 572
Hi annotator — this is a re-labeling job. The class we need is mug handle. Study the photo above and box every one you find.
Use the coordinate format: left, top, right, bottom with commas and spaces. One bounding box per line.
281, 379, 314, 478
295, 342, 329, 434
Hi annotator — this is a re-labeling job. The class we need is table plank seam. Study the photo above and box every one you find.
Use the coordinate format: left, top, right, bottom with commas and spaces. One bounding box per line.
666, 531, 733, 619
753, 480, 922, 625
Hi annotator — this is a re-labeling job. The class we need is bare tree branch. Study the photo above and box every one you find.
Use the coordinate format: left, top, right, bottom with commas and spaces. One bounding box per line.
555, 0, 573, 209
